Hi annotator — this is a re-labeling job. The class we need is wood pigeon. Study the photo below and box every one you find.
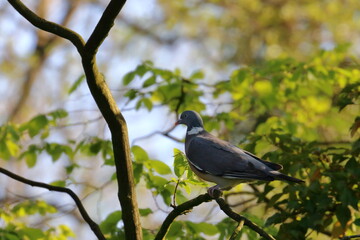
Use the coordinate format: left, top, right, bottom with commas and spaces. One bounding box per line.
175, 110, 304, 197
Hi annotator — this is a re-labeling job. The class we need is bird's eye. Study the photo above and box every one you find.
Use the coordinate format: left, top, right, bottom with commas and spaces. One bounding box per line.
183, 114, 187, 118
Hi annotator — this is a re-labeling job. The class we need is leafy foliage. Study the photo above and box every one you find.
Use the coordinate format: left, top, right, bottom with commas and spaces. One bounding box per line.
1, 23, 359, 240
0, 200, 75, 240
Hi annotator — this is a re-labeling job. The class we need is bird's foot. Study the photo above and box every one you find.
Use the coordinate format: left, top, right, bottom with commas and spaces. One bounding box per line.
207, 185, 223, 198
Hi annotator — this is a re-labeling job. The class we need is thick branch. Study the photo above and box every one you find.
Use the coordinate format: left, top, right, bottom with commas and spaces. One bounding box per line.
80, 0, 142, 238
7, 0, 85, 54
8, 0, 142, 238
0, 167, 105, 240
84, 0, 126, 56
215, 198, 276, 240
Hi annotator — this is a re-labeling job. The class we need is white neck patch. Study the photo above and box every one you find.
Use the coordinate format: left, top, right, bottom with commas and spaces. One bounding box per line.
187, 127, 204, 135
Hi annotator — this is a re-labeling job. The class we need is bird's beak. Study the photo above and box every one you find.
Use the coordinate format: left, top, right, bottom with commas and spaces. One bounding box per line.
174, 119, 181, 126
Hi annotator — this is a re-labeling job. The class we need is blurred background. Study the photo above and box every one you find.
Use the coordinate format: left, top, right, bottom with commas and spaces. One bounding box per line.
0, 0, 359, 239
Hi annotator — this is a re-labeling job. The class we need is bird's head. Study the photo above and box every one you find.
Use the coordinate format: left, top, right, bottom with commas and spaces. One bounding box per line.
175, 110, 204, 128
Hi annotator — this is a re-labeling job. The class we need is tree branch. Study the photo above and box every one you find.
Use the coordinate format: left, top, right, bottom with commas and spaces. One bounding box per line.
7, 0, 85, 54
215, 198, 276, 240
155, 192, 275, 240
8, 0, 142, 238
230, 219, 244, 240
0, 167, 105, 240
84, 0, 126, 56
340, 235, 360, 240
155, 193, 214, 240
79, 0, 142, 238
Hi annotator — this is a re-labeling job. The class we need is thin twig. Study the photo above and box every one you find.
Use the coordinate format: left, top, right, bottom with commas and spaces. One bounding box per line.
0, 167, 105, 240
230, 219, 245, 240
132, 124, 182, 145
171, 179, 181, 208
340, 235, 360, 240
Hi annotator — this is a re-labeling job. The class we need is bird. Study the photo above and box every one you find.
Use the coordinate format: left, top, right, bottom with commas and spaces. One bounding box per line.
175, 110, 304, 197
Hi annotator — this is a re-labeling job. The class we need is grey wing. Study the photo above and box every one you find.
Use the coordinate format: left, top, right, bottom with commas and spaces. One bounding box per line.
242, 150, 283, 170
186, 136, 274, 181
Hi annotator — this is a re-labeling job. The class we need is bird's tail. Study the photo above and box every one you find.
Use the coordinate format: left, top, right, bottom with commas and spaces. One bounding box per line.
270, 171, 305, 183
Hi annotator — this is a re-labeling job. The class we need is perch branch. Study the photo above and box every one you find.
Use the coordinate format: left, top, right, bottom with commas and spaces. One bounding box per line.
0, 167, 105, 240
215, 198, 276, 240
340, 235, 360, 240
155, 192, 275, 240
155, 193, 214, 240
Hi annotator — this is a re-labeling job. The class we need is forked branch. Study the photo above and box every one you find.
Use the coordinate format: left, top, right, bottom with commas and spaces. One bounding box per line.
8, 0, 85, 54
0, 167, 105, 240
7, 0, 142, 239
155, 193, 276, 240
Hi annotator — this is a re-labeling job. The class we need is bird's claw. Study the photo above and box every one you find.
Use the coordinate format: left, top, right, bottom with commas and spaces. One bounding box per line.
207, 185, 223, 198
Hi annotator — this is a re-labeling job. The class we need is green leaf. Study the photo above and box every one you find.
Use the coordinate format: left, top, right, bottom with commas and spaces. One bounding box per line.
143, 75, 156, 87
142, 98, 153, 111
131, 145, 149, 162
24, 151, 37, 168
50, 180, 66, 187
68, 75, 85, 94
139, 208, 153, 216
19, 227, 45, 240
4, 233, 20, 240
134, 64, 149, 77
336, 205, 351, 228
167, 221, 184, 238
100, 211, 122, 234
186, 221, 218, 236
45, 143, 64, 161
133, 162, 143, 184
123, 71, 136, 85
49, 109, 68, 119
124, 89, 138, 100
5, 140, 19, 157
266, 212, 283, 226
65, 163, 79, 174
26, 115, 49, 138
173, 148, 188, 177
147, 160, 172, 175
354, 218, 360, 226
190, 70, 204, 80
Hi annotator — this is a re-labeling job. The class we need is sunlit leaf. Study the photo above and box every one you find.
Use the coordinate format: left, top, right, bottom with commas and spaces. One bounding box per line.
123, 72, 136, 85
68, 75, 85, 94
139, 208, 152, 216
50, 180, 66, 187
24, 151, 37, 168
147, 160, 172, 175
19, 227, 45, 240
173, 148, 188, 177
131, 145, 149, 162
100, 211, 122, 234
186, 221, 218, 236
143, 75, 156, 87
25, 115, 49, 138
